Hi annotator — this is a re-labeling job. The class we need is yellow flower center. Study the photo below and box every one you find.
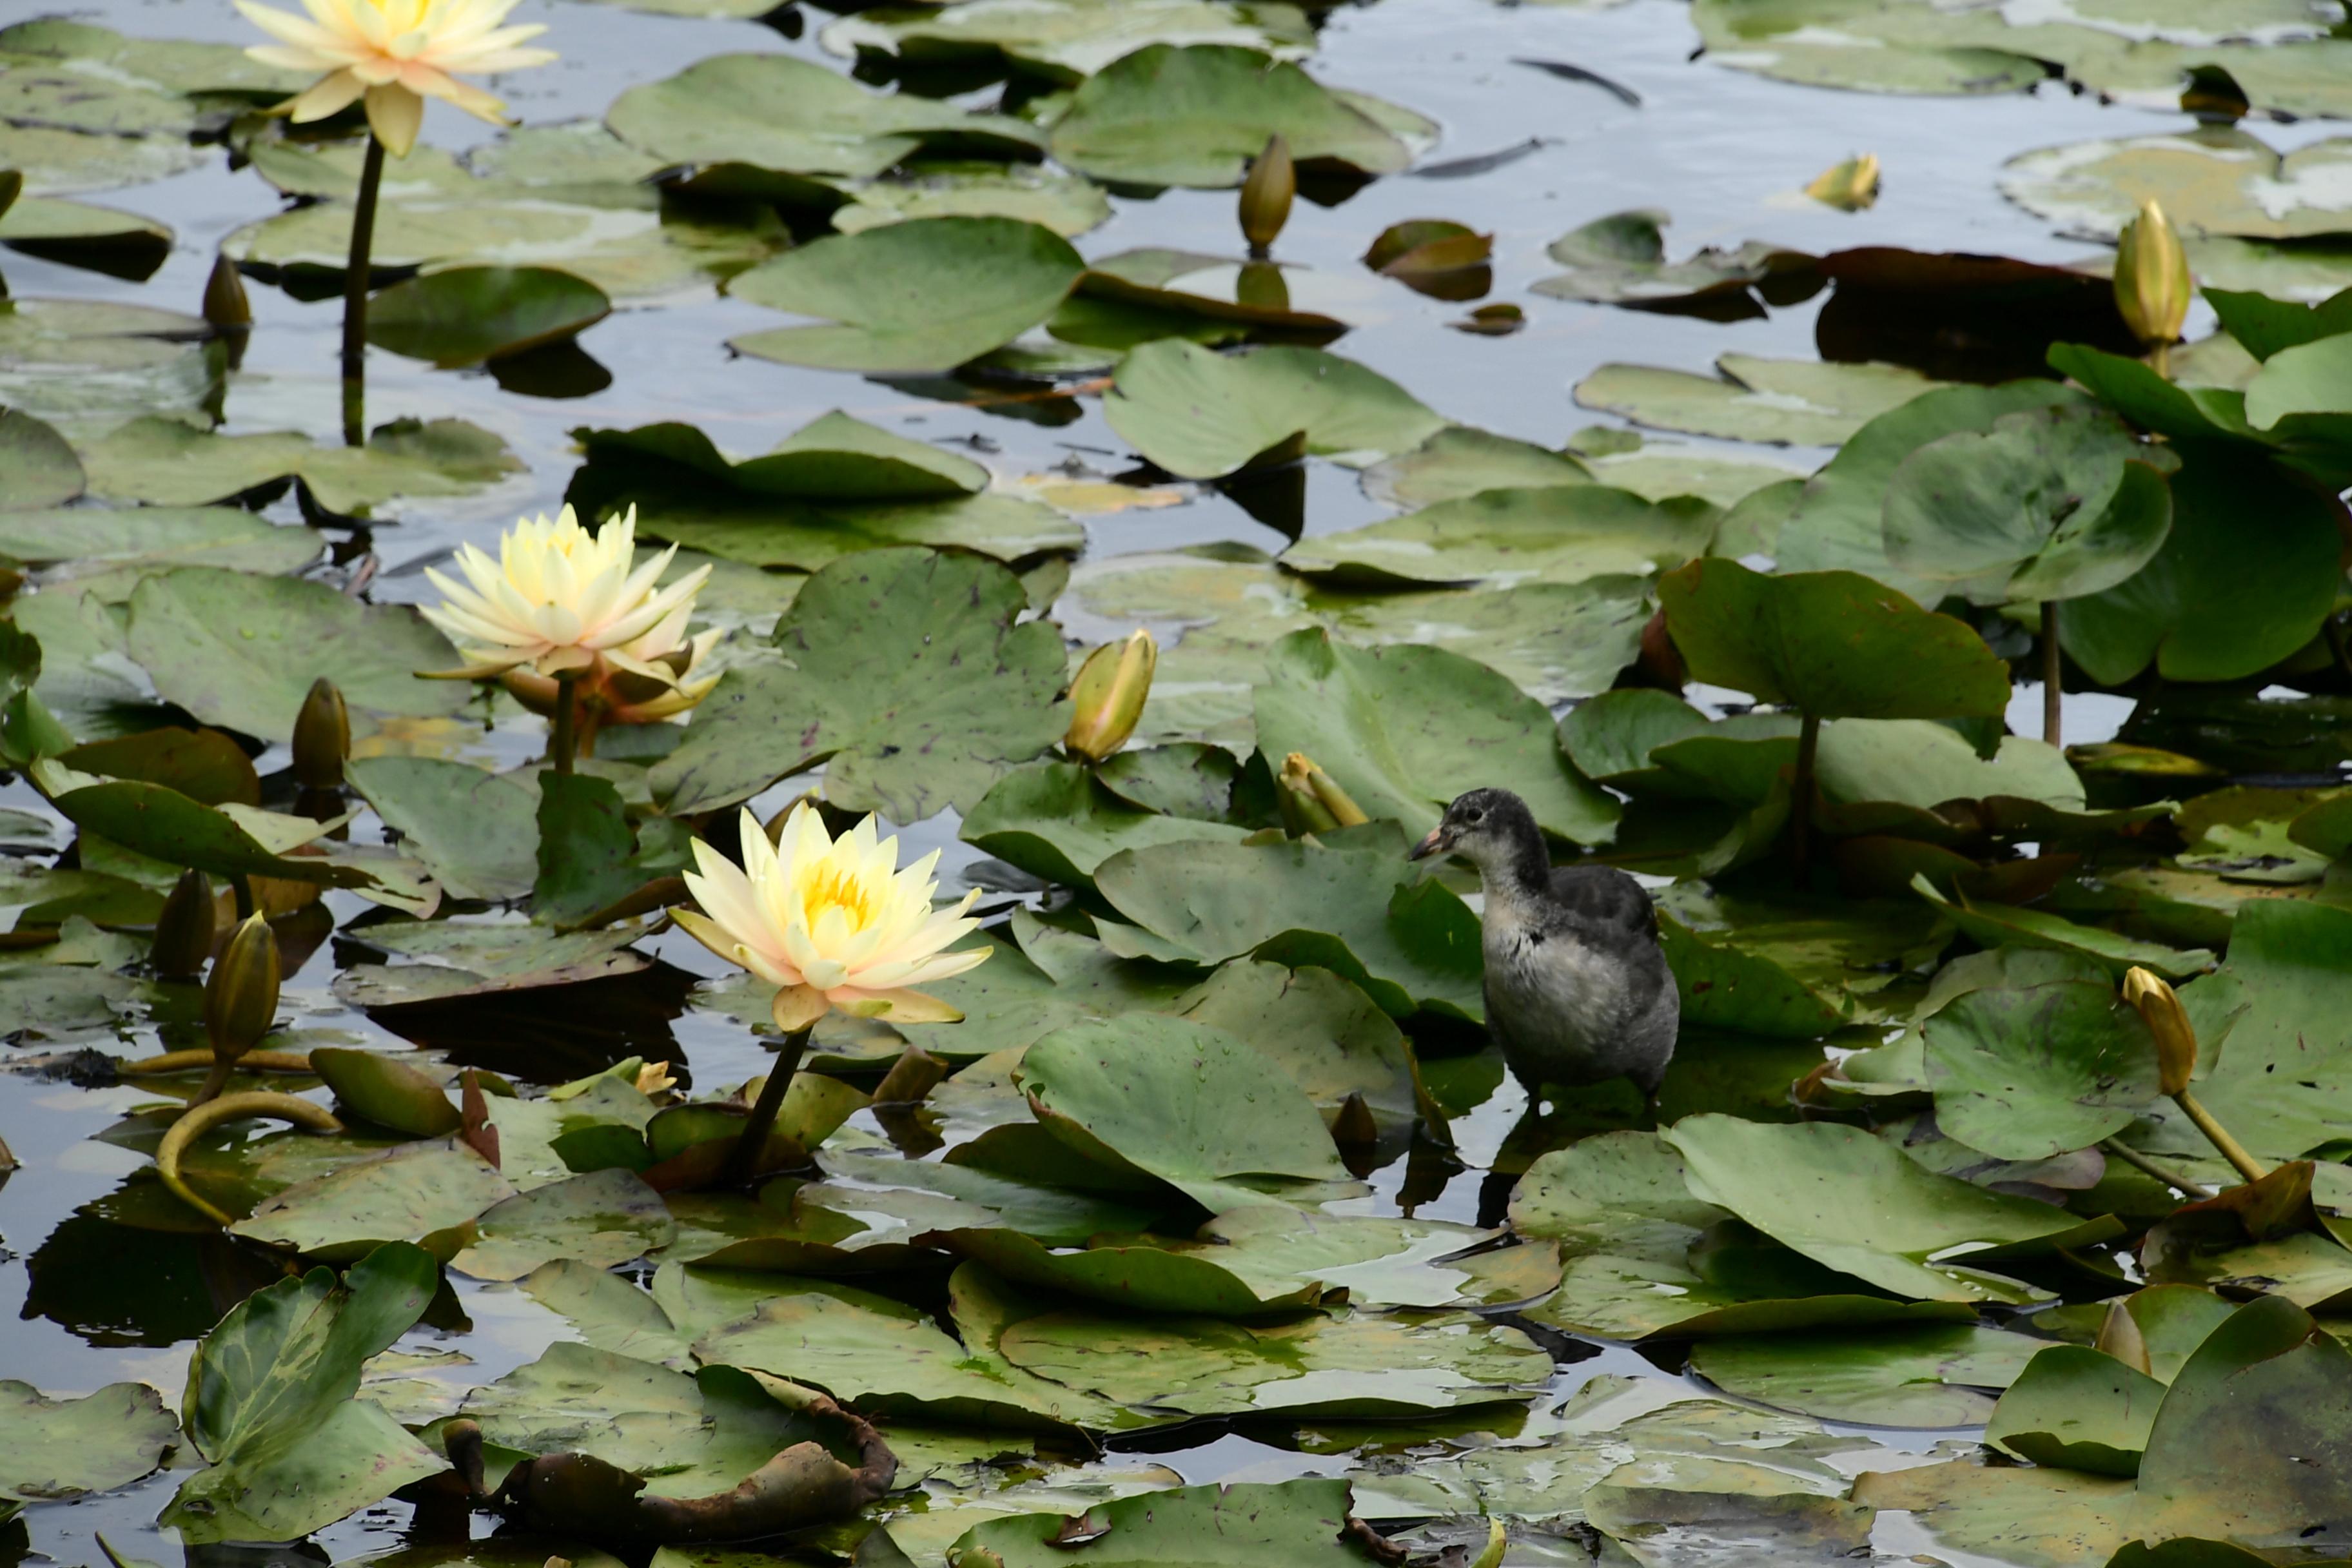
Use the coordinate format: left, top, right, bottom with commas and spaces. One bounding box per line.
800, 864, 880, 932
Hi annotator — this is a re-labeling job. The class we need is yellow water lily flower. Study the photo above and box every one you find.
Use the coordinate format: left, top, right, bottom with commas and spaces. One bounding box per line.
674, 804, 990, 1033
237, 0, 557, 157
420, 505, 722, 737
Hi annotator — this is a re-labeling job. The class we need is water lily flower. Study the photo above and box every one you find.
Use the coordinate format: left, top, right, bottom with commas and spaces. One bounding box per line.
420, 505, 722, 744
674, 804, 989, 1034
237, 0, 558, 158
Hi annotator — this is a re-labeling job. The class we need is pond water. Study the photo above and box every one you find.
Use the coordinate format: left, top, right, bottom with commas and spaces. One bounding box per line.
1, 0, 2337, 1562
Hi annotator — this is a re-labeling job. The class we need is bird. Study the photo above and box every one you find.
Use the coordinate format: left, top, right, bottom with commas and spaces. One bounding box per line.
1409, 787, 1679, 1099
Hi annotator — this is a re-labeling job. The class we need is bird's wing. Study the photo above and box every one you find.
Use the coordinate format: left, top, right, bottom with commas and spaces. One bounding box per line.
1545, 864, 1659, 939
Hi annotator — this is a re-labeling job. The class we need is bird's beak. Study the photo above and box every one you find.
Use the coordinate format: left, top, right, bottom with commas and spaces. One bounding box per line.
1409, 825, 1452, 862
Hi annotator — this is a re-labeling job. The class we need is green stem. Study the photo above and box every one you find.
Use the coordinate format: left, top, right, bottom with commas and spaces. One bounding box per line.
1790, 711, 1821, 881
550, 671, 578, 774
2175, 1088, 2268, 1184
2149, 338, 2172, 381
192, 1058, 235, 1108
721, 1026, 812, 1189
2099, 1135, 2213, 1200
340, 133, 386, 449
2041, 598, 2063, 748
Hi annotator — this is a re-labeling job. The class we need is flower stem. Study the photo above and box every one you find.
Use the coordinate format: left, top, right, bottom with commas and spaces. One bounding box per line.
2174, 1088, 2268, 1184
550, 670, 578, 774
2041, 598, 2063, 747
1790, 710, 1821, 881
722, 1024, 812, 1188
2099, 1135, 2213, 1200
340, 133, 387, 449
2149, 338, 2172, 381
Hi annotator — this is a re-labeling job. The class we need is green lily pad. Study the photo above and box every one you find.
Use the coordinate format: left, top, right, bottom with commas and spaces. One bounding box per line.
1251, 628, 1618, 843
1657, 885, 1950, 1037
451, 1170, 675, 1282
122, 567, 467, 743
0, 297, 222, 437
0, 1380, 178, 1503
37, 770, 368, 889
951, 1478, 1367, 1565
0, 506, 320, 582
1360, 425, 1595, 507
2003, 127, 2352, 244
962, 760, 1252, 886
577, 413, 986, 503
1919, 979, 2162, 1159
1016, 1014, 1349, 1208
0, 408, 80, 509
942, 1227, 1329, 1316
365, 266, 610, 369
1663, 1115, 2101, 1302
1659, 558, 2011, 720
1914, 877, 2213, 981
162, 1243, 446, 1544
1282, 484, 1715, 589
230, 1141, 516, 1260
333, 922, 649, 1007
1093, 823, 1484, 1019
78, 415, 522, 513
1534, 208, 1816, 313
609, 52, 1043, 179
1104, 340, 1446, 479
0, 123, 208, 197
823, 0, 1318, 84
832, 162, 1113, 238
1985, 1344, 2168, 1475
2169, 899, 2352, 1161
1047, 44, 1418, 188
348, 758, 540, 903
652, 548, 1066, 819
1175, 958, 1425, 1126
1691, 1323, 2047, 1427
1574, 355, 1944, 447
729, 217, 1083, 373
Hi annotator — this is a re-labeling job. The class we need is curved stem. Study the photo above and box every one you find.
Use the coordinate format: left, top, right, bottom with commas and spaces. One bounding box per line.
551, 671, 578, 774
340, 133, 386, 448
121, 1048, 313, 1075
2099, 1135, 2213, 1200
2175, 1088, 2268, 1184
192, 1058, 234, 1107
721, 1025, 812, 1189
157, 1091, 342, 1226
2041, 599, 2063, 747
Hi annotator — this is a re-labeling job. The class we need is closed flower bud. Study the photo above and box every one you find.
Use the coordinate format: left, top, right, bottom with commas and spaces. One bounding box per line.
2114, 199, 2191, 350
150, 869, 217, 979
2095, 1299, 2151, 1375
1064, 630, 1155, 763
1239, 134, 1295, 257
2122, 966, 2196, 1096
202, 254, 252, 333
291, 676, 349, 790
205, 912, 281, 1063
1804, 152, 1880, 212
1277, 750, 1368, 836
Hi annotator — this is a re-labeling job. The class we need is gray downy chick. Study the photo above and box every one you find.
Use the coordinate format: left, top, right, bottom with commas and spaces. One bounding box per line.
1410, 787, 1679, 1098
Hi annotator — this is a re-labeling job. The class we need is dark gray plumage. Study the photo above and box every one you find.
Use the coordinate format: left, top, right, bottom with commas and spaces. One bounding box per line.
1410, 787, 1679, 1097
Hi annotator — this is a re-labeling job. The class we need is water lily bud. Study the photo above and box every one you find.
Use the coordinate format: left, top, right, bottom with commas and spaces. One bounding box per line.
1064, 630, 1155, 763
1804, 152, 1881, 212
150, 869, 217, 980
291, 676, 349, 790
2113, 199, 2191, 350
204, 912, 281, 1064
2122, 966, 2197, 1096
2095, 1300, 2151, 1375
1239, 134, 1295, 257
1277, 751, 1368, 836
202, 254, 252, 332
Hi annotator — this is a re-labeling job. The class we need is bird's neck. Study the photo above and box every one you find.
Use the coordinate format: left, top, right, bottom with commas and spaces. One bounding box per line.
1480, 833, 1553, 904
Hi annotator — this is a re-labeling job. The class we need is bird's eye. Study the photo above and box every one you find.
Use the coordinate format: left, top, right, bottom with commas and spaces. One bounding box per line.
1463, 808, 1484, 824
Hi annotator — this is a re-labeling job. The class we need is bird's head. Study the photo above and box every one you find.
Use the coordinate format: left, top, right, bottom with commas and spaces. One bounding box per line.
1409, 787, 1538, 871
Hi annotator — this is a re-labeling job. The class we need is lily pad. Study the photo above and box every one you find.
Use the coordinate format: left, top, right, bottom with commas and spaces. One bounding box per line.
1574, 355, 1944, 447
651, 548, 1066, 819
0, 506, 320, 582
347, 758, 540, 903
123, 568, 468, 743
1047, 44, 1418, 188
1251, 628, 1618, 843
365, 266, 610, 368
1919, 979, 2162, 1159
0, 297, 222, 437
1534, 208, 1816, 314
0, 1380, 178, 1504
451, 1170, 675, 1282
950, 1478, 1369, 1565
1093, 823, 1485, 1019
825, 0, 1317, 83
729, 217, 1083, 373
1985, 1344, 2168, 1475
1106, 340, 1446, 479
1690, 1323, 2047, 1427
1663, 1115, 2102, 1302
162, 1243, 446, 1544
78, 415, 522, 513
1282, 484, 1715, 589
333, 923, 650, 1007
608, 53, 1043, 179
230, 1141, 516, 1259
962, 760, 1252, 886
0, 409, 81, 509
